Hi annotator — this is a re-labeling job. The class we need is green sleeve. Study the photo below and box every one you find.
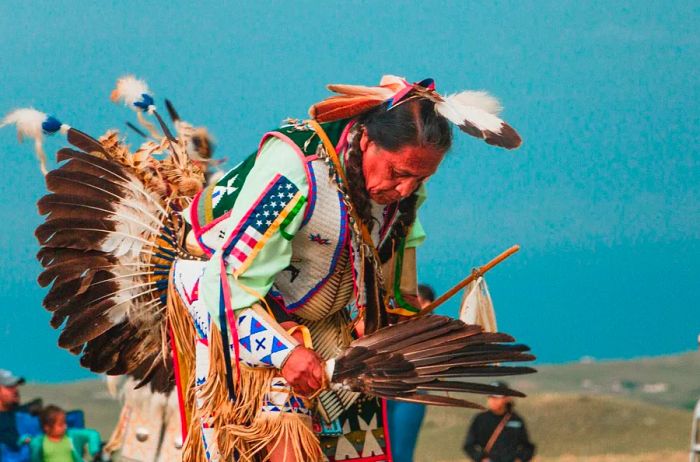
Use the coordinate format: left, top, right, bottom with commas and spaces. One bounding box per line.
405, 183, 428, 248
67, 428, 101, 457
389, 184, 429, 315
200, 137, 309, 325
29, 436, 42, 462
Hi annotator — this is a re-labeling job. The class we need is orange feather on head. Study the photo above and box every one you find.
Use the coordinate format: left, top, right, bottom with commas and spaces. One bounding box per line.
309, 75, 408, 122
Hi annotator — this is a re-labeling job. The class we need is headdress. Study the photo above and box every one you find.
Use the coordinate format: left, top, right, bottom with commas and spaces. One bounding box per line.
309, 75, 522, 149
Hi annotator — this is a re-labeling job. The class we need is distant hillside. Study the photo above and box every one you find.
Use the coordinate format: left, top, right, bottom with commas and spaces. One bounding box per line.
509, 350, 700, 410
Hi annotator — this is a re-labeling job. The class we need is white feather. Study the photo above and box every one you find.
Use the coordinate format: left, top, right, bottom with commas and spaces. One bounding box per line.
112, 75, 151, 109
436, 98, 505, 133
1, 107, 52, 174
102, 193, 163, 258
445, 91, 502, 115
0, 108, 47, 141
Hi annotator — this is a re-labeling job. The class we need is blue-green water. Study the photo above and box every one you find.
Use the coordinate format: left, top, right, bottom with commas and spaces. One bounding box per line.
0, 1, 697, 382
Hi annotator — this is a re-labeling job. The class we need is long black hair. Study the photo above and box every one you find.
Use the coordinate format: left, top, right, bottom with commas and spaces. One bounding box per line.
344, 98, 451, 333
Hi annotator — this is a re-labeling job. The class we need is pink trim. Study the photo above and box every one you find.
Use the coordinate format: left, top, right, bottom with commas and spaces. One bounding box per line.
168, 321, 189, 441
388, 80, 413, 107
220, 257, 241, 382
258, 131, 314, 224
198, 210, 232, 236
335, 120, 356, 154
190, 191, 202, 232
189, 191, 213, 257
221, 174, 282, 251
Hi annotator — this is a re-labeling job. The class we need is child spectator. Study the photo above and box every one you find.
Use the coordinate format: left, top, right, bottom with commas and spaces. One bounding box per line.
29, 406, 101, 462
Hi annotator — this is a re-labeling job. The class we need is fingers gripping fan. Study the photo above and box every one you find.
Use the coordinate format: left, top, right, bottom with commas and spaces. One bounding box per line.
35, 142, 185, 392
328, 315, 535, 408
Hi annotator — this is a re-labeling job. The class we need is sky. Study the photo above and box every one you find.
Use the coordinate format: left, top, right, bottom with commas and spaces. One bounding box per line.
0, 0, 697, 382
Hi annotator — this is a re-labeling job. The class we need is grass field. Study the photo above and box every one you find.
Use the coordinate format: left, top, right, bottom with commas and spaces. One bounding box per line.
510, 351, 700, 410
415, 393, 693, 461
20, 352, 699, 461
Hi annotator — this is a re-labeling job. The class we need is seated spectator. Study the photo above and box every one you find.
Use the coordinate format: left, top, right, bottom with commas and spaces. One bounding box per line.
463, 381, 535, 462
0, 369, 35, 461
28, 406, 101, 462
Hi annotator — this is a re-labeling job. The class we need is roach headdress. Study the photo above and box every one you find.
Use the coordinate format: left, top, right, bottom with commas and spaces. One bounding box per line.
309, 75, 522, 149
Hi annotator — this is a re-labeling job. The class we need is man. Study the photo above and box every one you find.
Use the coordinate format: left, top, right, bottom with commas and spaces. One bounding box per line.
387, 284, 435, 462
9, 74, 526, 462
0, 369, 28, 461
463, 381, 535, 462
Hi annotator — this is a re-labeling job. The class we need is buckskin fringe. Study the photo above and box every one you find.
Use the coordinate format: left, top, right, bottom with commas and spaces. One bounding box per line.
166, 273, 202, 461
220, 412, 323, 462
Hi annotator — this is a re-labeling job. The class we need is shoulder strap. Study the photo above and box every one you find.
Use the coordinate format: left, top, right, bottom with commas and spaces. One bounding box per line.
275, 119, 350, 156
484, 412, 512, 455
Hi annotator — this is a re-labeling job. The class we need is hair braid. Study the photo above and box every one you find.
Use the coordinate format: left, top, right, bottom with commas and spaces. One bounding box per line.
344, 127, 375, 232
339, 98, 451, 334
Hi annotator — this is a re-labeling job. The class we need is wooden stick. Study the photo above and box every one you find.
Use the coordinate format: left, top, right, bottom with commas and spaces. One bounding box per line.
417, 245, 520, 317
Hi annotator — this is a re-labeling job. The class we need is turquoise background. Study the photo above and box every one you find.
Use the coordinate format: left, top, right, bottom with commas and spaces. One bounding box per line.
0, 1, 697, 381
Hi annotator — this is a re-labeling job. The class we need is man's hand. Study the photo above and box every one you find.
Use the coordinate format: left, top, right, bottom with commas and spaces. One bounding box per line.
281, 346, 325, 396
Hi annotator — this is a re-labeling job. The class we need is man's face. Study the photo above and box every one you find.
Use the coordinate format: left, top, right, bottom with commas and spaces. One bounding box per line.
360, 132, 444, 205
487, 395, 510, 415
0, 385, 20, 409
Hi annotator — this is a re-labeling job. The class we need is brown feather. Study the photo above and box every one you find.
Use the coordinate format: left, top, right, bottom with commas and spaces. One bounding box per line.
38, 255, 111, 287
409, 343, 531, 367
66, 129, 107, 155
416, 380, 526, 397
45, 169, 126, 200
58, 304, 122, 349
350, 315, 450, 350
38, 193, 116, 219
56, 148, 130, 183
484, 123, 522, 150
415, 353, 536, 374
392, 394, 483, 409
43, 270, 101, 308
37, 248, 107, 267
35, 218, 116, 249
458, 121, 522, 150
418, 365, 536, 379
48, 274, 119, 314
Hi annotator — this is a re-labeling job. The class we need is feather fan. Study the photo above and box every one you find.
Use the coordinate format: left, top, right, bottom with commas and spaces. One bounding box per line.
327, 315, 535, 408
34, 137, 187, 392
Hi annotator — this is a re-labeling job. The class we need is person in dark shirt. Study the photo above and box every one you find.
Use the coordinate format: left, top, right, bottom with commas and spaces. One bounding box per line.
463, 381, 535, 462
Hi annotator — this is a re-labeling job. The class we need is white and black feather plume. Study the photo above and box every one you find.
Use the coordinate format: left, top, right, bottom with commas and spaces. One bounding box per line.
435, 91, 522, 149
